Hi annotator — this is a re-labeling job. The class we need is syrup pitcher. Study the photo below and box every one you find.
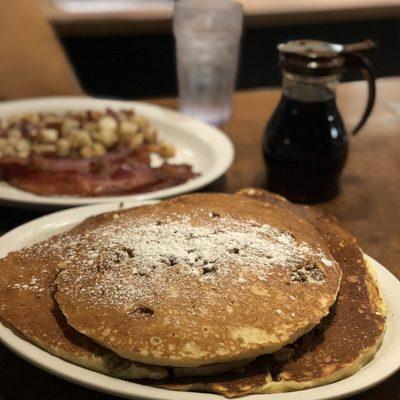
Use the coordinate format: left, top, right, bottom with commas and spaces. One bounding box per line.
263, 40, 376, 203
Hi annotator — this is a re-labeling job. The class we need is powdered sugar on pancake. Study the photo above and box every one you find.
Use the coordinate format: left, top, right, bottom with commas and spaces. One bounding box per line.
57, 213, 333, 308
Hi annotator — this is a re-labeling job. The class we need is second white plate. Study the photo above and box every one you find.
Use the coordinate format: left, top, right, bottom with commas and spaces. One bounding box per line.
0, 97, 234, 209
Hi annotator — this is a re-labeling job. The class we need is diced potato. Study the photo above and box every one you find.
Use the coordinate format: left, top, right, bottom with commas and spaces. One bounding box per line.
132, 114, 150, 130
159, 142, 175, 158
2, 144, 15, 156
70, 129, 93, 149
62, 118, 80, 135
34, 143, 57, 154
17, 150, 30, 159
93, 142, 106, 157
57, 138, 71, 157
119, 121, 139, 136
98, 116, 118, 132
15, 138, 31, 153
127, 133, 144, 149
144, 127, 157, 143
8, 137, 21, 148
7, 129, 22, 140
39, 128, 58, 143
80, 146, 97, 158
0, 108, 174, 163
95, 129, 119, 148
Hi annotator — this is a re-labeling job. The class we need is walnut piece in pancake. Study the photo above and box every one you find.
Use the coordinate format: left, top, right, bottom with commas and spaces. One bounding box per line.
157, 189, 386, 397
0, 215, 167, 380
55, 193, 341, 367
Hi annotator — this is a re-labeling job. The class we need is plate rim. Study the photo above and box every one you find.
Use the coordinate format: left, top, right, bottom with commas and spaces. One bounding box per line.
0, 96, 234, 208
0, 202, 399, 400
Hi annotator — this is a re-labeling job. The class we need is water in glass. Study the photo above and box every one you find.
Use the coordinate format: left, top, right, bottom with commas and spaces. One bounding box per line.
173, 0, 243, 126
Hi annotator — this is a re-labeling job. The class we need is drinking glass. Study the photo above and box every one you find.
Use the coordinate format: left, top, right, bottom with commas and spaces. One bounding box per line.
173, 0, 243, 126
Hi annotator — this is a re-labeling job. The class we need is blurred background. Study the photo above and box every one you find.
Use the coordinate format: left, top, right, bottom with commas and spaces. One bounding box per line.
40, 0, 400, 98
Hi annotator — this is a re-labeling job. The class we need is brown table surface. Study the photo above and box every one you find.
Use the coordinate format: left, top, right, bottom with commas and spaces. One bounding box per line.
40, 0, 400, 36
0, 76, 399, 399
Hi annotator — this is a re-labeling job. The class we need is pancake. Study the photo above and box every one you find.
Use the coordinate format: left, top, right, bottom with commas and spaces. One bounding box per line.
55, 193, 341, 367
0, 216, 167, 380
158, 189, 386, 396
0, 234, 257, 380
173, 359, 252, 378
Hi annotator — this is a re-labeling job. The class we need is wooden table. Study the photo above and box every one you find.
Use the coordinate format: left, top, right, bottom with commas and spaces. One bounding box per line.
0, 77, 399, 399
40, 0, 400, 36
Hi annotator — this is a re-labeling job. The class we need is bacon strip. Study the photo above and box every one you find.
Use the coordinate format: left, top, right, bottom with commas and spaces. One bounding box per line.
0, 147, 197, 197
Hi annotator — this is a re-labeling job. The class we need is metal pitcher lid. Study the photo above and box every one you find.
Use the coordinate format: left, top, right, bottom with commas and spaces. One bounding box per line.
278, 39, 375, 76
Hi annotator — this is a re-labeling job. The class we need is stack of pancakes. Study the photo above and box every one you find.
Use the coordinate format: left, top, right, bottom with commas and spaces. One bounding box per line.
0, 191, 386, 397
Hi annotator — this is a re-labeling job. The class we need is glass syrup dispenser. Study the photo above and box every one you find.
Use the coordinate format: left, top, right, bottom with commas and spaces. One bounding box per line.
263, 40, 376, 203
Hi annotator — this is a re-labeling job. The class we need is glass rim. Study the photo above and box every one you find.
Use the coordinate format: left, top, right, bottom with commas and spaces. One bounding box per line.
174, 0, 243, 15
173, 0, 243, 35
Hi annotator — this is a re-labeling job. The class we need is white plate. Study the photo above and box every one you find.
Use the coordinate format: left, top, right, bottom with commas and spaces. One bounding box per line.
0, 97, 234, 208
0, 202, 399, 400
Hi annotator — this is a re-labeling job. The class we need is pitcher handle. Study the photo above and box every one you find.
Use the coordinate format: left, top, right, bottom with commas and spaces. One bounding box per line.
343, 52, 376, 135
